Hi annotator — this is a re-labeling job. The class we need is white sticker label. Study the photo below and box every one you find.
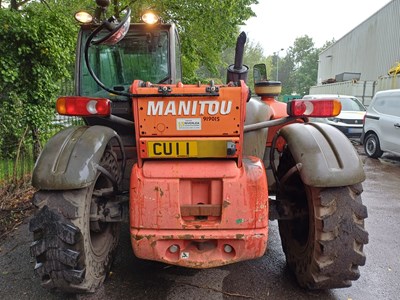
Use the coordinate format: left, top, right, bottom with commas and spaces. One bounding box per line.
176, 118, 201, 131
181, 252, 190, 259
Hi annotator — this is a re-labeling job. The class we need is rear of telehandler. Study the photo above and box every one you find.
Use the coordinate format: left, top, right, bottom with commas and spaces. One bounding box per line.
29, 1, 368, 293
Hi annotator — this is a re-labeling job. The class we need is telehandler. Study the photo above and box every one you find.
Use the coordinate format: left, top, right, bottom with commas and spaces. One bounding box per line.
29, 0, 368, 293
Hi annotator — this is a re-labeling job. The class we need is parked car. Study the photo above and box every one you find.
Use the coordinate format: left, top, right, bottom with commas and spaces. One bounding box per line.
361, 89, 400, 158
302, 94, 366, 139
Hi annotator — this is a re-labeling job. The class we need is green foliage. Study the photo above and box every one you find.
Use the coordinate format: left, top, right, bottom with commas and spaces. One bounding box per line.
276, 35, 329, 97
0, 3, 77, 158
137, 0, 258, 81
320, 38, 336, 52
243, 41, 268, 88
213, 38, 268, 87
112, 0, 258, 82
287, 35, 319, 95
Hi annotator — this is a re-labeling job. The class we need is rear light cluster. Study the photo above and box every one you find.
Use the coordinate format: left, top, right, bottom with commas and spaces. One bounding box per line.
287, 99, 341, 117
56, 97, 111, 117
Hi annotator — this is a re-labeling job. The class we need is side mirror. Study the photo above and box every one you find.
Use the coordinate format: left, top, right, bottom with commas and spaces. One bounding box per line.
83, 7, 131, 96
253, 64, 282, 97
253, 63, 267, 84
92, 8, 131, 45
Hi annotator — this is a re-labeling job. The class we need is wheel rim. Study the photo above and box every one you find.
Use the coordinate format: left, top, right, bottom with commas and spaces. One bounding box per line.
90, 191, 115, 256
89, 159, 118, 257
290, 187, 313, 255
277, 150, 312, 257
366, 136, 377, 155
279, 183, 312, 258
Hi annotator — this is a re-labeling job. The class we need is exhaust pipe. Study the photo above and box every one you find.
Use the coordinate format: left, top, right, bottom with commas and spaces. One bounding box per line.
227, 31, 249, 84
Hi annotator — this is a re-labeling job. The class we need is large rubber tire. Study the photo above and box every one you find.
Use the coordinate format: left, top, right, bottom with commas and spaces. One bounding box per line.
276, 149, 369, 289
29, 150, 121, 293
364, 133, 383, 158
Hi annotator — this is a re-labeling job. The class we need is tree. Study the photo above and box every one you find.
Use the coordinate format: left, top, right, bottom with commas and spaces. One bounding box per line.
291, 35, 319, 95
243, 40, 269, 87
274, 37, 338, 98
275, 35, 318, 97
196, 37, 268, 87
0, 3, 77, 159
140, 0, 258, 82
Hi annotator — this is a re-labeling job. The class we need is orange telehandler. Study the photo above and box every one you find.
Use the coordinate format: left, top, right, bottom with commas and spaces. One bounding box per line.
29, 1, 368, 293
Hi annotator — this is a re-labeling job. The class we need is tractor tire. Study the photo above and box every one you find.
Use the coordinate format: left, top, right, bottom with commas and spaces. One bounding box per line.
276, 149, 369, 289
364, 133, 383, 158
29, 150, 121, 293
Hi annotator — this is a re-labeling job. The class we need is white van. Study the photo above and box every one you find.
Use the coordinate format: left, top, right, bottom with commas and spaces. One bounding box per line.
361, 89, 400, 158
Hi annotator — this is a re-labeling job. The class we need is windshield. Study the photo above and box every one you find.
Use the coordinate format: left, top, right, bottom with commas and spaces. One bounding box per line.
340, 97, 366, 111
80, 29, 169, 97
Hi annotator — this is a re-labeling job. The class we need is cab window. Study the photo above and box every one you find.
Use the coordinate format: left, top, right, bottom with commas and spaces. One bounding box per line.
80, 29, 170, 96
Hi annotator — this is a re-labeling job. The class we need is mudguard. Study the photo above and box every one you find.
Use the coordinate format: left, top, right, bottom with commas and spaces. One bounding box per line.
278, 122, 365, 187
32, 125, 121, 190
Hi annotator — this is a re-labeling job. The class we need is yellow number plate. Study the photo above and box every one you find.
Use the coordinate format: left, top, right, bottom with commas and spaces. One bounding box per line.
146, 140, 234, 158
147, 141, 198, 158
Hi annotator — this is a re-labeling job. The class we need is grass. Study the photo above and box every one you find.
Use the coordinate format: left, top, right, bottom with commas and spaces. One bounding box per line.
0, 117, 84, 239
0, 156, 35, 240
0, 156, 34, 185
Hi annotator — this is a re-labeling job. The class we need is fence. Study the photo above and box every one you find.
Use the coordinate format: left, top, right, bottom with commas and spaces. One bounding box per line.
0, 80, 80, 195
0, 116, 83, 193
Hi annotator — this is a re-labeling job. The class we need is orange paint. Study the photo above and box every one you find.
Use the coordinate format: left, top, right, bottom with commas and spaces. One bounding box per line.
130, 159, 269, 267
129, 80, 269, 267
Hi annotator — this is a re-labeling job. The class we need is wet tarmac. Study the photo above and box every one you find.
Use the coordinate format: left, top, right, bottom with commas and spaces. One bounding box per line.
1, 145, 399, 300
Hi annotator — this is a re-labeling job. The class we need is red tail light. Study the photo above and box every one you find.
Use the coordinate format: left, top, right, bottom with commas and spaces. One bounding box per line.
287, 99, 341, 117
56, 96, 111, 117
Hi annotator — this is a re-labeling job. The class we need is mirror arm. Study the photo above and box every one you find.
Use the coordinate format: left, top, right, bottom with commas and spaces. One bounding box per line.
103, 16, 117, 31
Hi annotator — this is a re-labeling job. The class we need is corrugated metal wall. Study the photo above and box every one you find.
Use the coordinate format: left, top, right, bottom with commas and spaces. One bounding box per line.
309, 81, 376, 106
376, 74, 400, 90
317, 0, 400, 84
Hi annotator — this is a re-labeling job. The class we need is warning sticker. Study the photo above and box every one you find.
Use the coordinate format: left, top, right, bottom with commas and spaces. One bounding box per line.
181, 252, 190, 259
176, 118, 201, 131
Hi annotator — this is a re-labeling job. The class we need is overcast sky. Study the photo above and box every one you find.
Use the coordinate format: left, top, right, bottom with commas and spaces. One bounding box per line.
240, 0, 393, 56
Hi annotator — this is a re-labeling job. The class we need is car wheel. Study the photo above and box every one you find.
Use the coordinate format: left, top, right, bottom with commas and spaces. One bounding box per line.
364, 133, 383, 158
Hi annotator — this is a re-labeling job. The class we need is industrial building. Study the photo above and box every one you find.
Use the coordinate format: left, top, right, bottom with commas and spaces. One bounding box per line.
310, 0, 400, 105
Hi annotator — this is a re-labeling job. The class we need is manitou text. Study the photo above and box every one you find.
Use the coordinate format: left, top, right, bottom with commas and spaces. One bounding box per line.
147, 100, 233, 116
